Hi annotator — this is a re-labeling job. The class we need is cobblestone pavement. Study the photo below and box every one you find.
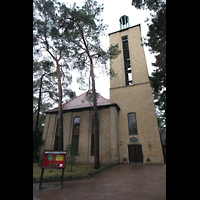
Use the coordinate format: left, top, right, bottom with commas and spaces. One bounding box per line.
33, 164, 166, 200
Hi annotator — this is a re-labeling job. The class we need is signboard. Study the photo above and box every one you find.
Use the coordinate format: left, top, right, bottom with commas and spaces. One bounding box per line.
41, 150, 67, 169
129, 137, 139, 142
39, 150, 67, 189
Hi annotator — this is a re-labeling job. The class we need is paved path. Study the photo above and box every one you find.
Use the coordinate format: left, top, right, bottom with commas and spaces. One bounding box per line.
33, 164, 166, 200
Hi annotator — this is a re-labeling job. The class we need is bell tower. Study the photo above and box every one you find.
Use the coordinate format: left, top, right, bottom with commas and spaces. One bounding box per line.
109, 18, 164, 164
119, 15, 130, 30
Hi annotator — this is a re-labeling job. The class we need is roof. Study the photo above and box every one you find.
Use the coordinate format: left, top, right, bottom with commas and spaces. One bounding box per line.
45, 90, 120, 114
108, 24, 140, 36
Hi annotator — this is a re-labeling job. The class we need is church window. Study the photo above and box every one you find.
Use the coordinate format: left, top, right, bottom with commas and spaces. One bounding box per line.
72, 117, 80, 155
122, 36, 133, 85
128, 113, 138, 135
91, 115, 100, 156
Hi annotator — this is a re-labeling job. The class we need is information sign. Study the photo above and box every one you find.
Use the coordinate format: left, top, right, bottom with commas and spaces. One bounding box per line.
39, 150, 67, 189
41, 150, 67, 169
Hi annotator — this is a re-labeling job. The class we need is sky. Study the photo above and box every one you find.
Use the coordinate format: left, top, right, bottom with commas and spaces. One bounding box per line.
36, 0, 156, 104
61, 0, 156, 99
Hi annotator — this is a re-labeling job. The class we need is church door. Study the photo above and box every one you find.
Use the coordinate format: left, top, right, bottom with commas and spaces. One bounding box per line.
128, 144, 143, 163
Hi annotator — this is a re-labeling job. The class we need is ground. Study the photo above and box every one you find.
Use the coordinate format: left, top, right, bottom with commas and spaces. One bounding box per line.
33, 163, 104, 180
33, 164, 166, 200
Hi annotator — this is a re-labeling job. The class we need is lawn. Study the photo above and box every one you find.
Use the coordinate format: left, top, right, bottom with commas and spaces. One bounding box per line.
33, 163, 112, 180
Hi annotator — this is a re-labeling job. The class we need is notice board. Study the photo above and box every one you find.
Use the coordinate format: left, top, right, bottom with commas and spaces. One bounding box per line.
41, 150, 67, 169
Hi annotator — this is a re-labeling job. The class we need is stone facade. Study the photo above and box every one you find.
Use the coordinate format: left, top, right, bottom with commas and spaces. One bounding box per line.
39, 23, 164, 165
39, 106, 119, 165
109, 24, 164, 164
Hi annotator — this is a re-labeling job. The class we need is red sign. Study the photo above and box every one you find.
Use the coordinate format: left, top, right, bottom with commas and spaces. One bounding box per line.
42, 150, 67, 169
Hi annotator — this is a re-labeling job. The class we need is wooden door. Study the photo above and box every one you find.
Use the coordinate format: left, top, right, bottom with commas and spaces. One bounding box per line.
128, 145, 143, 163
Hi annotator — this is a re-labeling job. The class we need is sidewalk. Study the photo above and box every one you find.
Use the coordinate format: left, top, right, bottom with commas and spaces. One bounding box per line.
33, 164, 166, 200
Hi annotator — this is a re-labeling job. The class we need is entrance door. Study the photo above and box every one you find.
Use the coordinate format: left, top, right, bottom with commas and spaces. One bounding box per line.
128, 144, 143, 163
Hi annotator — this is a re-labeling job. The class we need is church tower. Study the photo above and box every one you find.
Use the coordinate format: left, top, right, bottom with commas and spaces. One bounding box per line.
109, 16, 164, 164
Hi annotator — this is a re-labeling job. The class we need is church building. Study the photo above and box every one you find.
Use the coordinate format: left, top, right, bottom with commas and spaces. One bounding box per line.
39, 16, 164, 165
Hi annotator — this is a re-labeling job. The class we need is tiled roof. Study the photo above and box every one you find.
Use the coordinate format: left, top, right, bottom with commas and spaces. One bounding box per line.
46, 90, 120, 113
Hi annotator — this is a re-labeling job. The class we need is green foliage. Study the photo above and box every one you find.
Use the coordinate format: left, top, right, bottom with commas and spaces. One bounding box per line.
59, 0, 121, 169
33, 0, 121, 160
110, 67, 118, 79
33, 128, 44, 161
131, 0, 165, 11
66, 137, 80, 172
58, 0, 121, 88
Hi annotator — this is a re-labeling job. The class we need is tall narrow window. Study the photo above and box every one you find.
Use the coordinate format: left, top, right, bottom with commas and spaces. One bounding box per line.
72, 117, 80, 155
91, 115, 100, 156
122, 36, 132, 85
54, 119, 59, 150
128, 113, 138, 135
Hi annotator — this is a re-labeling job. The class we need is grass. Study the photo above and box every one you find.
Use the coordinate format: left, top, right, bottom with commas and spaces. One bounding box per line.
33, 163, 114, 180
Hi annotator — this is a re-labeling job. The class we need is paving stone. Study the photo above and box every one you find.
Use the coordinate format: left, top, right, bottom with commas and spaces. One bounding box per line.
33, 164, 166, 200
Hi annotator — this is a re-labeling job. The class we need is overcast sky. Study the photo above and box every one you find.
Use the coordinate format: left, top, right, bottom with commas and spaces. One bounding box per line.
61, 0, 156, 99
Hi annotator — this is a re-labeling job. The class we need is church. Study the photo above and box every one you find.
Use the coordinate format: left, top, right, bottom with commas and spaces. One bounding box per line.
39, 16, 164, 165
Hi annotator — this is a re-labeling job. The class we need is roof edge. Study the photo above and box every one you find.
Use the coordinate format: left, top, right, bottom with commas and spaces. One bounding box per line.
45, 103, 120, 114
108, 24, 140, 36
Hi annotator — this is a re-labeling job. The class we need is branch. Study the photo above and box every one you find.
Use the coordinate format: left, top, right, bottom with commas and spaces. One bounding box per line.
91, 53, 101, 58
71, 50, 85, 58
73, 40, 87, 52
44, 29, 57, 61
60, 65, 66, 81
58, 50, 62, 61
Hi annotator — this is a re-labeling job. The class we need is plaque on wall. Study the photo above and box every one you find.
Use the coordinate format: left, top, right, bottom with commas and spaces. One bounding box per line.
129, 137, 138, 142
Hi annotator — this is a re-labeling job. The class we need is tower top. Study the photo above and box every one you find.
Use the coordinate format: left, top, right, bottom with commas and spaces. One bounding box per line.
119, 15, 130, 30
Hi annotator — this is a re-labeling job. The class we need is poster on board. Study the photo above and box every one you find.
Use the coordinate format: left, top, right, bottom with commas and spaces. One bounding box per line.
41, 150, 67, 169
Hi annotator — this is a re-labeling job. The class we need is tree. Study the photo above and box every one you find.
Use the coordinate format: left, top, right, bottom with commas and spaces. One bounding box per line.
33, 128, 44, 161
66, 137, 80, 172
131, 0, 166, 123
59, 0, 121, 169
33, 0, 75, 150
33, 60, 53, 130
33, 59, 75, 128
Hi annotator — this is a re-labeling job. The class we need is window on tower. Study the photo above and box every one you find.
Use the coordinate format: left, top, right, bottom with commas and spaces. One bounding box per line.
122, 36, 133, 86
128, 113, 138, 135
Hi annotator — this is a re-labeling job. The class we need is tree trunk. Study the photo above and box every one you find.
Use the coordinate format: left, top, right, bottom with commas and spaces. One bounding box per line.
79, 27, 100, 169
90, 59, 100, 169
56, 61, 63, 151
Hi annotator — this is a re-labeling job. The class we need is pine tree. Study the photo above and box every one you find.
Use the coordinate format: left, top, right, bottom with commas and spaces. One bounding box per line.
33, 0, 75, 150
59, 0, 121, 169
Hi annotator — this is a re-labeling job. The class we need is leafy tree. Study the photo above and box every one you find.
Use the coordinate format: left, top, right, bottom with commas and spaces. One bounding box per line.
66, 137, 80, 172
59, 0, 121, 169
131, 0, 166, 123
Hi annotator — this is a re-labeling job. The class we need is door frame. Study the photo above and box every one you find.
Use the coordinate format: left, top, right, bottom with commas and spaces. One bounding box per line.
126, 143, 144, 164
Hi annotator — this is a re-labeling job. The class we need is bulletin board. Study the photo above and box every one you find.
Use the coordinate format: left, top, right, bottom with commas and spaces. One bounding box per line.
41, 150, 67, 169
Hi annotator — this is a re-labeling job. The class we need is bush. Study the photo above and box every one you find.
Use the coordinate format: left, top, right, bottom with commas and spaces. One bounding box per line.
33, 128, 44, 161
